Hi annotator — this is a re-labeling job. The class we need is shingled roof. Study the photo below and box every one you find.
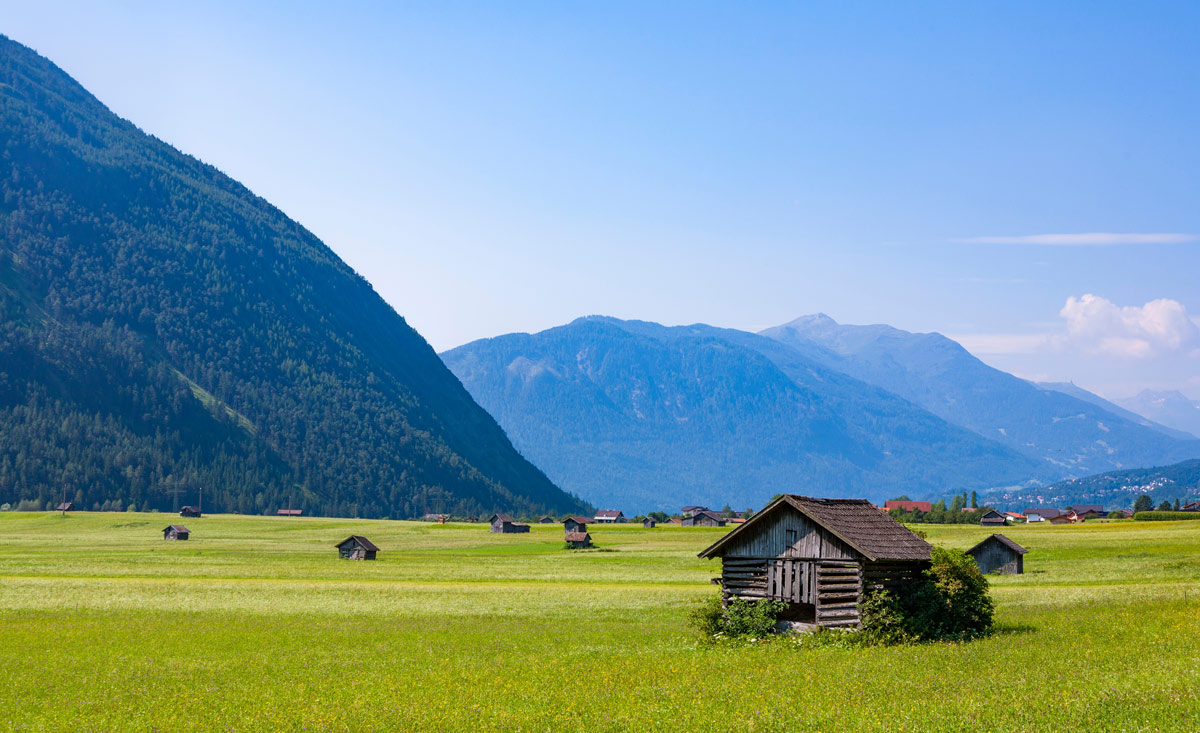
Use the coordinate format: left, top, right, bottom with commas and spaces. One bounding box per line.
698, 495, 932, 562
335, 535, 380, 551
967, 533, 1027, 556
564, 531, 590, 542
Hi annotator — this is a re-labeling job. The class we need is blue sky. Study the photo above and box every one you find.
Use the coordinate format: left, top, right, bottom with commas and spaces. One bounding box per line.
4, 1, 1198, 398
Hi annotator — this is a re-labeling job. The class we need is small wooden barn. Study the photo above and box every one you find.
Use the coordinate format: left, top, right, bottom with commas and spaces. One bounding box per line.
538, 516, 557, 524
277, 509, 303, 517
489, 514, 530, 533
698, 495, 932, 628
335, 535, 379, 560
966, 533, 1026, 575
565, 531, 592, 549
163, 525, 190, 541
563, 516, 591, 533
179, 506, 202, 518
979, 509, 1006, 526
682, 509, 725, 527
55, 502, 74, 512
643, 517, 657, 528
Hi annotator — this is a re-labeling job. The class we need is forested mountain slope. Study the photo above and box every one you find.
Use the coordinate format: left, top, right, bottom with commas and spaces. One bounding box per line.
442, 317, 1046, 512
0, 36, 586, 517
761, 315, 1200, 476
984, 459, 1200, 510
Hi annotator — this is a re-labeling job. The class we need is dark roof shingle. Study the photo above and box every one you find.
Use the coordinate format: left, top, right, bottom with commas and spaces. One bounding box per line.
967, 533, 1027, 556
335, 535, 380, 551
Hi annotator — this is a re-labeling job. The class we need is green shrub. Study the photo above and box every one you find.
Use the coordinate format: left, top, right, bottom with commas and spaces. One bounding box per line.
1133, 511, 1200, 522
690, 594, 787, 641
857, 590, 914, 646
899, 546, 994, 640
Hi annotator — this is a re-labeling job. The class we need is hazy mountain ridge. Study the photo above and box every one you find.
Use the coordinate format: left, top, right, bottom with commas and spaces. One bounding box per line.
983, 459, 1200, 510
443, 316, 1048, 512
0, 36, 587, 517
760, 314, 1200, 475
1033, 381, 1193, 441
1115, 390, 1200, 439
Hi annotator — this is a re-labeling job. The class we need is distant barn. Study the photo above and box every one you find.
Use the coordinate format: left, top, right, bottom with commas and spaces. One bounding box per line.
538, 516, 557, 524
594, 510, 625, 523
966, 533, 1027, 575
979, 509, 1006, 526
335, 535, 379, 560
489, 514, 530, 533
563, 516, 591, 533
681, 506, 707, 518
682, 509, 725, 527
565, 531, 592, 549
642, 517, 656, 528
162, 525, 190, 540
55, 502, 73, 512
698, 495, 932, 628
277, 509, 303, 517
179, 506, 202, 518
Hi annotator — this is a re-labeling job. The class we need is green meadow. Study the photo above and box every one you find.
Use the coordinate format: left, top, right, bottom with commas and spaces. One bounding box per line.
0, 513, 1197, 731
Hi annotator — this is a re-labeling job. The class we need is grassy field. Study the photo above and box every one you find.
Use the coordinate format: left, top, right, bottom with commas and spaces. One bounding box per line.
0, 513, 1197, 731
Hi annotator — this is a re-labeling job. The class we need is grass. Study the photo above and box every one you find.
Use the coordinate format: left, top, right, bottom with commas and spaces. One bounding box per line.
0, 513, 1198, 731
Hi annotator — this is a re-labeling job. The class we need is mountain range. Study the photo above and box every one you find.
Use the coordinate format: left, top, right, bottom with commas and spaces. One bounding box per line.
983, 458, 1200, 510
1114, 390, 1200, 440
0, 36, 587, 518
444, 316, 1200, 512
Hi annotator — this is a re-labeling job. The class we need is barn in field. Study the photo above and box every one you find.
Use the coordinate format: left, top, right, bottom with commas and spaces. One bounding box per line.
55, 502, 74, 512
489, 514, 530, 533
538, 516, 557, 524
565, 531, 592, 549
698, 495, 932, 628
162, 525, 190, 541
277, 509, 303, 517
979, 509, 1006, 526
594, 510, 625, 523
683, 509, 726, 527
335, 535, 379, 560
179, 506, 202, 518
966, 533, 1026, 575
563, 516, 591, 533
643, 517, 657, 528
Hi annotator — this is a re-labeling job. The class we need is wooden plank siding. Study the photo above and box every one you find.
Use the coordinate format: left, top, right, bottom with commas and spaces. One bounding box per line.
721, 509, 856, 561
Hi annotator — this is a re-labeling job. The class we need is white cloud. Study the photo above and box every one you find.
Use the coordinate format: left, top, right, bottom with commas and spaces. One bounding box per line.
953, 233, 1197, 246
1057, 295, 1200, 358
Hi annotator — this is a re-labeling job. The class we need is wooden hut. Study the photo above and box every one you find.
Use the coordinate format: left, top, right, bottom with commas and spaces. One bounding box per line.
681, 506, 707, 518
682, 509, 725, 527
565, 531, 592, 549
698, 495, 932, 628
277, 509, 303, 517
538, 516, 557, 524
979, 509, 1006, 526
55, 502, 74, 512
162, 525, 190, 541
642, 517, 657, 528
335, 535, 379, 560
179, 506, 202, 518
966, 533, 1026, 575
563, 516, 591, 533
489, 514, 530, 533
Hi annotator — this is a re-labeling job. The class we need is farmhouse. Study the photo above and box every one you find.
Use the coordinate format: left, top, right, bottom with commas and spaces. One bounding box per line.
682, 509, 725, 527
335, 535, 379, 560
1049, 511, 1078, 525
1181, 502, 1200, 512
884, 500, 933, 513
594, 510, 625, 523
1003, 511, 1026, 522
1024, 508, 1067, 523
642, 517, 656, 528
698, 496, 932, 628
489, 514, 530, 533
1070, 505, 1104, 520
966, 533, 1027, 575
162, 525, 190, 540
563, 516, 591, 533
277, 509, 303, 517
565, 531, 592, 549
179, 506, 202, 518
979, 509, 1007, 526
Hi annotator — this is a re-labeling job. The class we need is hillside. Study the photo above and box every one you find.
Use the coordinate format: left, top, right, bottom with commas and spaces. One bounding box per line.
0, 36, 587, 518
1034, 381, 1194, 440
1115, 390, 1200, 439
441, 317, 1047, 512
760, 315, 1200, 476
983, 459, 1200, 510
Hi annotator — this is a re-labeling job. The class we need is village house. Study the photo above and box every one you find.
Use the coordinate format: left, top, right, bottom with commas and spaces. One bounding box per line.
966, 533, 1027, 575
489, 513, 530, 533
565, 531, 592, 549
1048, 511, 1078, 525
1069, 505, 1104, 520
563, 516, 591, 533
698, 495, 932, 628
682, 509, 726, 527
1024, 508, 1068, 523
884, 500, 933, 513
594, 510, 625, 523
179, 506, 202, 518
335, 535, 379, 560
642, 517, 656, 528
979, 509, 1007, 526
277, 509, 303, 517
162, 525, 190, 540
1180, 502, 1200, 512
1003, 511, 1026, 523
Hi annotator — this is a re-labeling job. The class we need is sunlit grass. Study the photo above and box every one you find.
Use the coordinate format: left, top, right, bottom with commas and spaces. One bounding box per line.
1, 512, 1198, 731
